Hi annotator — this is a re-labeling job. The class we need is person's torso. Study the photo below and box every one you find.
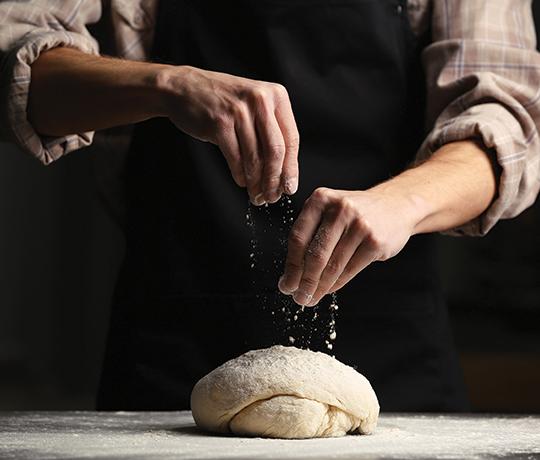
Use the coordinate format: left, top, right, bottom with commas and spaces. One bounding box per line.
97, 0, 468, 412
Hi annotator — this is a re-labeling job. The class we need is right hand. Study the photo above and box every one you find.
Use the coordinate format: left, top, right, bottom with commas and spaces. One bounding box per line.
159, 65, 300, 205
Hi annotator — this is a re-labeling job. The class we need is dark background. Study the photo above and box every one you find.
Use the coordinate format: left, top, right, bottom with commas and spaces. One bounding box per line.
1, 3, 539, 413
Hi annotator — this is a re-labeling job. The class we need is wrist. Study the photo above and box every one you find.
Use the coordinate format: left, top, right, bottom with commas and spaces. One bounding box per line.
369, 173, 435, 236
138, 63, 172, 118
153, 64, 194, 118
370, 140, 498, 236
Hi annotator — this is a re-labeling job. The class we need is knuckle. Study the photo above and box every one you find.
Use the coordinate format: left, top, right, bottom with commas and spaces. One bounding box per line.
269, 82, 288, 99
367, 233, 383, 249
299, 275, 318, 290
245, 175, 258, 189
287, 135, 300, 151
267, 143, 286, 159
250, 86, 270, 106
364, 232, 386, 255
362, 222, 378, 245
312, 187, 330, 202
243, 162, 260, 181
336, 196, 355, 215
285, 259, 302, 273
243, 156, 260, 175
334, 272, 348, 287
306, 247, 326, 264
213, 113, 231, 131
271, 82, 287, 94
231, 101, 248, 120
349, 215, 366, 233
288, 228, 306, 247
324, 258, 342, 276
244, 169, 255, 183
264, 175, 281, 187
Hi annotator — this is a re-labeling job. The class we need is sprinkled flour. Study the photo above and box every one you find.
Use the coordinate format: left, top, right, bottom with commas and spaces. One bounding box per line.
3, 412, 539, 459
246, 196, 340, 353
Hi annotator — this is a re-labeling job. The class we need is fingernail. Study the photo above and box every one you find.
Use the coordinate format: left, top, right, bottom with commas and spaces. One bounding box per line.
266, 189, 282, 204
284, 177, 298, 195
306, 298, 319, 307
278, 275, 294, 295
293, 290, 312, 306
253, 193, 266, 206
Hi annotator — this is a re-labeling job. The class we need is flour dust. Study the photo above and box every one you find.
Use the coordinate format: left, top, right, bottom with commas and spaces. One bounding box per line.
246, 195, 338, 355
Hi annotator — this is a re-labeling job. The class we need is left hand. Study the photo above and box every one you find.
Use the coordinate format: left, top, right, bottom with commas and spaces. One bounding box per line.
278, 186, 421, 306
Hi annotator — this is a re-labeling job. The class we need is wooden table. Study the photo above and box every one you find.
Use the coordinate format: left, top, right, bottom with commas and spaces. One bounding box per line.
1, 411, 539, 459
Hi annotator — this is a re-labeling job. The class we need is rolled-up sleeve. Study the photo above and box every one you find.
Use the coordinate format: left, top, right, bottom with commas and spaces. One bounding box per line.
416, 0, 540, 236
0, 1, 102, 165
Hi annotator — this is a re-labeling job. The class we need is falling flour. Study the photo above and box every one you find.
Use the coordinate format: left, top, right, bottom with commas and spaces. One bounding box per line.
245, 195, 339, 353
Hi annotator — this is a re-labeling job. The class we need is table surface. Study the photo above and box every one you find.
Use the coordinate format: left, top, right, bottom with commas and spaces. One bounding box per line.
1, 411, 539, 459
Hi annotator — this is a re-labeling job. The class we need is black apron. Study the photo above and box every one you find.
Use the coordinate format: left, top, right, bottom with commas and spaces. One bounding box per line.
97, 0, 469, 412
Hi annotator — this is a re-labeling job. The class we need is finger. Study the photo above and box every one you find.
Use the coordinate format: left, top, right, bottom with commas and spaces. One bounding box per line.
256, 108, 286, 204
293, 217, 345, 307
328, 241, 379, 293
216, 125, 246, 188
278, 197, 323, 296
307, 224, 364, 306
274, 94, 300, 195
235, 108, 264, 205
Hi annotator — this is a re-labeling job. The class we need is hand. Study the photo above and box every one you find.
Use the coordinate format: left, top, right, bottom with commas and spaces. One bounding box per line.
159, 66, 300, 205
278, 186, 421, 306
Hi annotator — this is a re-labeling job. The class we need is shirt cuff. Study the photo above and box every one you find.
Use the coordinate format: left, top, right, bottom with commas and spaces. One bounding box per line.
1, 31, 99, 165
415, 102, 539, 237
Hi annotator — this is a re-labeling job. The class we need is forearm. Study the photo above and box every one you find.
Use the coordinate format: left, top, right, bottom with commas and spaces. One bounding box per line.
373, 140, 499, 235
28, 47, 169, 136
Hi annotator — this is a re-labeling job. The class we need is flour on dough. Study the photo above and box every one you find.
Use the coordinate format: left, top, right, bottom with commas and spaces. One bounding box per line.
190, 345, 379, 439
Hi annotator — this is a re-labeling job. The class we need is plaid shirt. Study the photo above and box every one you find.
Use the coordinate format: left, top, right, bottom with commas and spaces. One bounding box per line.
0, 0, 539, 236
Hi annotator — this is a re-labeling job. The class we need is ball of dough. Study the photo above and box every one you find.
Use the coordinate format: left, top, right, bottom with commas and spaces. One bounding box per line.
190, 345, 379, 439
